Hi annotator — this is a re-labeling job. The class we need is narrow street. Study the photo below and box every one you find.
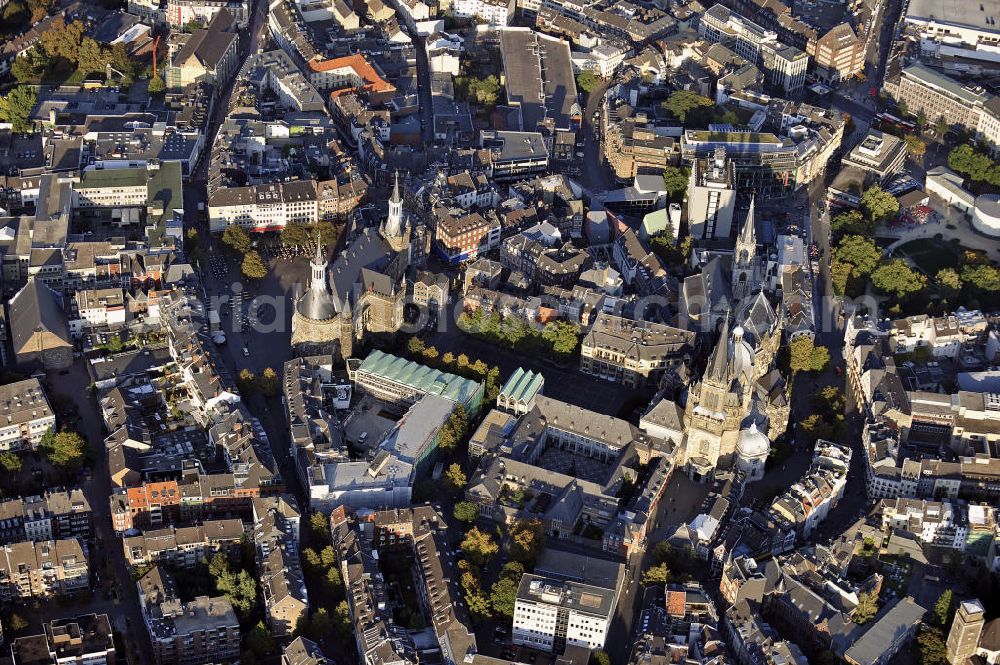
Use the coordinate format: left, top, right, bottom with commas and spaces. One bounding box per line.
44, 363, 156, 665
581, 80, 615, 194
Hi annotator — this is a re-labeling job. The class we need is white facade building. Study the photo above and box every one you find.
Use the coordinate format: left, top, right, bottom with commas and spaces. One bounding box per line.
513, 575, 618, 653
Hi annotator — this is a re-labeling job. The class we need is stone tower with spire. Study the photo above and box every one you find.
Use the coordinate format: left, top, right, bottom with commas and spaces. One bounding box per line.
732, 197, 761, 302
291, 229, 339, 354
381, 171, 411, 255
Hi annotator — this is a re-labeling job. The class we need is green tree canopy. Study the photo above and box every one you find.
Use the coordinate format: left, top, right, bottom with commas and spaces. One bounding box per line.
41, 430, 86, 469
871, 259, 927, 299
833, 235, 881, 278
904, 134, 926, 158
0, 451, 22, 472
147, 74, 165, 94
789, 336, 830, 374
851, 591, 879, 624
460, 527, 499, 566
489, 576, 519, 617
453, 501, 479, 523
509, 519, 544, 565
933, 589, 953, 629
222, 224, 251, 253
860, 185, 899, 224
662, 166, 690, 202
661, 90, 714, 123
916, 626, 948, 665
241, 250, 268, 279
642, 563, 670, 586
444, 463, 467, 492
0, 86, 37, 133
576, 70, 600, 94
259, 366, 279, 397
830, 210, 871, 238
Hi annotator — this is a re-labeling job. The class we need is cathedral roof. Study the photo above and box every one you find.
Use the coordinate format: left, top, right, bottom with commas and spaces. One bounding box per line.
706, 317, 731, 384
740, 290, 777, 346
328, 227, 395, 313
297, 287, 336, 320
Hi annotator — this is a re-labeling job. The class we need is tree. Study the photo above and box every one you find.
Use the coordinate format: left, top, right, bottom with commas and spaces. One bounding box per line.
42, 430, 85, 470
222, 224, 251, 253
851, 591, 879, 624
280, 221, 309, 247
453, 501, 479, 523
313, 221, 338, 248
147, 75, 165, 94
8, 613, 29, 634
961, 263, 1000, 293
215, 568, 258, 618
541, 321, 581, 360
442, 351, 455, 366
39, 17, 84, 63
500, 561, 525, 580
509, 519, 544, 565
333, 601, 352, 640
662, 166, 690, 202
109, 42, 134, 81
241, 250, 268, 279
0, 86, 37, 133
461, 527, 499, 566
833, 235, 881, 278
904, 134, 926, 158
237, 368, 257, 395
77, 37, 107, 75
589, 652, 612, 665
933, 589, 953, 628
422, 345, 439, 361
801, 413, 837, 443
438, 404, 469, 455
830, 210, 871, 238
407, 337, 426, 356
860, 185, 899, 224
466, 589, 493, 619
11, 46, 49, 82
789, 336, 830, 374
489, 576, 518, 617
811, 385, 845, 413
936, 268, 962, 296
0, 451, 21, 472
209, 552, 231, 579
309, 511, 331, 543
576, 70, 600, 94
661, 90, 714, 123
27, 0, 52, 23
245, 621, 276, 658
642, 563, 670, 586
936, 117, 949, 137
444, 463, 467, 492
259, 367, 279, 397
916, 626, 948, 665
871, 259, 927, 299
455, 75, 501, 107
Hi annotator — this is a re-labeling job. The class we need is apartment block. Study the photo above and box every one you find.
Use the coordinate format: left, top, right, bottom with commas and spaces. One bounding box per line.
889, 64, 990, 132
137, 566, 241, 665
13, 614, 115, 665
0, 378, 55, 452
0, 539, 89, 601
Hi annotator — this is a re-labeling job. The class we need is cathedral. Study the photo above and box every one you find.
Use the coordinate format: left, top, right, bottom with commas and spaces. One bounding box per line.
291, 173, 412, 360
677, 198, 791, 483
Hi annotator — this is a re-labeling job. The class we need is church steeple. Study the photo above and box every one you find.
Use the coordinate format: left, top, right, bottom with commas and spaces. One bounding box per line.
310, 227, 326, 291
735, 196, 756, 264
732, 197, 758, 301
385, 171, 403, 238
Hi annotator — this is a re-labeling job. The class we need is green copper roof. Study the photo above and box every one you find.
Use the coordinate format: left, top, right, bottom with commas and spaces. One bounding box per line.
358, 350, 482, 404
499, 367, 544, 403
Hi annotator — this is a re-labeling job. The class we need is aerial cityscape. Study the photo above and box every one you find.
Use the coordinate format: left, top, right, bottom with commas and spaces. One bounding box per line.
0, 0, 999, 662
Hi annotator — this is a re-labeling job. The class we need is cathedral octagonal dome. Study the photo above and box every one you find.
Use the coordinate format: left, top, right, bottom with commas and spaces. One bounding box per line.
736, 422, 770, 460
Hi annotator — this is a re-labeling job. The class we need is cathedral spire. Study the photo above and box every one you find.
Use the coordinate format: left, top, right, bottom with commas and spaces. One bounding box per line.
384, 170, 404, 239
736, 196, 756, 260
706, 315, 731, 384
313, 226, 323, 264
